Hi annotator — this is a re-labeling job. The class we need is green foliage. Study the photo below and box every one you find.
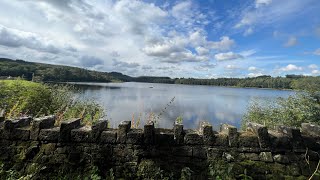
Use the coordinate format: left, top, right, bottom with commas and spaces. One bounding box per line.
175, 116, 183, 124
180, 167, 193, 180
137, 159, 163, 179
242, 75, 320, 129
243, 92, 320, 129
208, 160, 234, 180
0, 80, 105, 124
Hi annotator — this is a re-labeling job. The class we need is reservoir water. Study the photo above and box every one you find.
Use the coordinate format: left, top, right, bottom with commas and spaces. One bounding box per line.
72, 82, 294, 129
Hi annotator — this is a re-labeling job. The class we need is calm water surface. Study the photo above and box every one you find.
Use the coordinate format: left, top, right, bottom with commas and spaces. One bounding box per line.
72, 82, 294, 129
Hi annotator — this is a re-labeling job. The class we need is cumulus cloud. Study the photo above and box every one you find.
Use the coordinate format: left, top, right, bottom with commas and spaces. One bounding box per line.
225, 64, 240, 70
215, 52, 243, 61
312, 69, 320, 75
255, 0, 272, 8
248, 66, 258, 71
80, 56, 104, 67
209, 36, 235, 51
313, 48, 320, 55
112, 59, 140, 69
0, 25, 67, 54
248, 72, 263, 77
243, 27, 253, 36
308, 64, 318, 69
279, 64, 303, 71
284, 36, 298, 47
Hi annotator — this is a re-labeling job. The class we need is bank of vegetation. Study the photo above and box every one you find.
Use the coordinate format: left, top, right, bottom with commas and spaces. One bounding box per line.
1, 58, 320, 90
0, 79, 104, 125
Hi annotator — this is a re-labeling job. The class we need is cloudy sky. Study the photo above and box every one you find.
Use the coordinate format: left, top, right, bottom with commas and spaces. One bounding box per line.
0, 0, 320, 78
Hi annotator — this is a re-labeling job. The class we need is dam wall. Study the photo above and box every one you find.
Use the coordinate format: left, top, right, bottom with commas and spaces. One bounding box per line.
0, 115, 319, 179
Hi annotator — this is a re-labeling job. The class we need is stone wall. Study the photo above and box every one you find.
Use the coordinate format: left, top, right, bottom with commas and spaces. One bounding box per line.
0, 115, 319, 179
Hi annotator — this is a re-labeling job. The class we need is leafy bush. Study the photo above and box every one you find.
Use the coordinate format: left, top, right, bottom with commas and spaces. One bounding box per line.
243, 89, 320, 129
0, 79, 105, 124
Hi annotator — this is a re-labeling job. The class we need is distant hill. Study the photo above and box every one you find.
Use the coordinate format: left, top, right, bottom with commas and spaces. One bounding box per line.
0, 58, 130, 82
1, 57, 317, 90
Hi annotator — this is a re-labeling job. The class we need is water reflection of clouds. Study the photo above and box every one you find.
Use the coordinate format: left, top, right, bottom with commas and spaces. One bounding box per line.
75, 82, 294, 129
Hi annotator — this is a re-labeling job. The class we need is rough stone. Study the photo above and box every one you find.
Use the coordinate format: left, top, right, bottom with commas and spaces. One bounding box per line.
117, 121, 131, 143
174, 122, 184, 145
199, 122, 214, 145
30, 115, 55, 140
100, 129, 117, 144
154, 128, 174, 145
220, 124, 238, 147
259, 152, 273, 162
70, 126, 92, 142
184, 130, 203, 145
144, 122, 154, 144
273, 154, 289, 164
238, 132, 259, 147
92, 119, 108, 140
301, 123, 320, 137
214, 133, 228, 147
59, 118, 81, 142
39, 127, 60, 142
126, 129, 143, 144
247, 122, 270, 148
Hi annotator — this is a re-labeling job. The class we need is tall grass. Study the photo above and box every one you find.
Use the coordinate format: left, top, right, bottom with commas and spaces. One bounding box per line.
0, 79, 105, 125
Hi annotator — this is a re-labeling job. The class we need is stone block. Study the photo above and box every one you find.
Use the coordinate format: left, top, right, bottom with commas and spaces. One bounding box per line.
238, 132, 259, 148
273, 154, 289, 164
30, 115, 55, 140
247, 122, 270, 148
174, 122, 184, 145
100, 129, 117, 144
59, 118, 81, 142
192, 146, 207, 159
92, 119, 108, 140
4, 117, 32, 130
172, 146, 192, 157
199, 122, 214, 145
126, 129, 143, 144
269, 131, 292, 150
184, 130, 203, 145
117, 121, 131, 143
220, 124, 238, 147
70, 126, 93, 142
144, 122, 155, 144
214, 133, 228, 147
301, 123, 320, 137
259, 152, 273, 162
39, 127, 60, 142
154, 128, 174, 145
11, 127, 30, 140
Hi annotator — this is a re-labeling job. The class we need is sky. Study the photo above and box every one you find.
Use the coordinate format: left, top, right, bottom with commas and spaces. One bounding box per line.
0, 0, 320, 78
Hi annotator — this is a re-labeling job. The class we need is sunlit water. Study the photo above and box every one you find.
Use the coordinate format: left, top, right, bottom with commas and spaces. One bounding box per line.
71, 82, 294, 129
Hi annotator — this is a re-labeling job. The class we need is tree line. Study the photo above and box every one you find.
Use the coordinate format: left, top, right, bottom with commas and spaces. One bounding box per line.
0, 58, 318, 90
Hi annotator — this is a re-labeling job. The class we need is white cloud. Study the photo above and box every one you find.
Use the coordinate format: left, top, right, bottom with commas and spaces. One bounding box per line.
215, 52, 243, 61
248, 72, 263, 77
209, 36, 235, 51
308, 64, 318, 69
243, 27, 253, 36
195, 46, 210, 56
225, 64, 240, 70
240, 49, 256, 57
313, 48, 320, 55
312, 69, 320, 75
279, 64, 303, 71
255, 0, 272, 8
248, 66, 258, 71
284, 37, 297, 47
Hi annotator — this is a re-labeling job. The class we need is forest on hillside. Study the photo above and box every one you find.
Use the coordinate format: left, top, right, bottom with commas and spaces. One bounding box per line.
1, 58, 319, 90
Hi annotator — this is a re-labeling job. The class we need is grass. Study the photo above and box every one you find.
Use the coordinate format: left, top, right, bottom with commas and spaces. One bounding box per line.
0, 79, 105, 125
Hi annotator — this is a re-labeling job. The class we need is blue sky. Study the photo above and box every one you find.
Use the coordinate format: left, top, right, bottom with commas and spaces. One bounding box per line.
0, 0, 319, 78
